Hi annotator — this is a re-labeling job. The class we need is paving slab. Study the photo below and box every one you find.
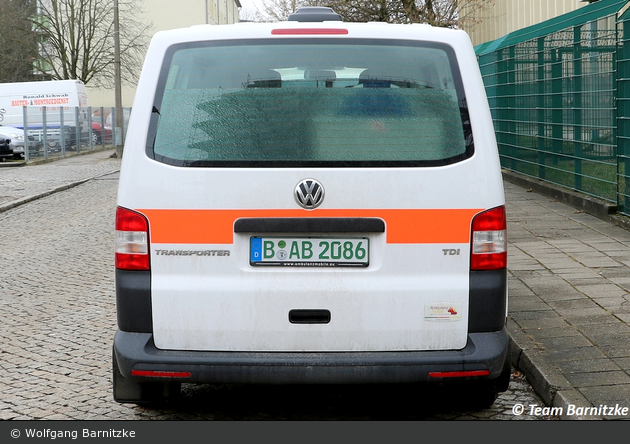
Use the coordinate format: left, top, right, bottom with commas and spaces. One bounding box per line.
504, 174, 630, 419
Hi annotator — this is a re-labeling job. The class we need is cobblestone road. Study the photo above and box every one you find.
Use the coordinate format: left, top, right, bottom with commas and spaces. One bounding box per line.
0, 174, 555, 420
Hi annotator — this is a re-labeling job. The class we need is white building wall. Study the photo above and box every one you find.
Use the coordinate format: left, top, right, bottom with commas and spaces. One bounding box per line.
463, 0, 590, 47
87, 0, 241, 107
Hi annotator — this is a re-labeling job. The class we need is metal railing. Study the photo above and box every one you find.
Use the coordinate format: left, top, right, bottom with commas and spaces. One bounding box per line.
20, 105, 131, 162
477, 0, 630, 216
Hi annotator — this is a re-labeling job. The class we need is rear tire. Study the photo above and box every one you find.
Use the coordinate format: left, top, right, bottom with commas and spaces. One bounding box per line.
112, 348, 181, 406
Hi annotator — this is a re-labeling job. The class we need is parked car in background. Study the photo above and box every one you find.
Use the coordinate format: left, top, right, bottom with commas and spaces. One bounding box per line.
91, 108, 131, 145
0, 124, 40, 159
91, 120, 112, 144
0, 137, 13, 160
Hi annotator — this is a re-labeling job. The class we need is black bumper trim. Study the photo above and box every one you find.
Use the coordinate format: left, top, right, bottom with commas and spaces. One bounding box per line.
116, 269, 152, 333
468, 269, 507, 333
113, 328, 509, 385
234, 217, 385, 233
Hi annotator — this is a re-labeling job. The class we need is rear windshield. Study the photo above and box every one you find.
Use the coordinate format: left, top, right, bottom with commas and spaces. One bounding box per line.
148, 39, 473, 167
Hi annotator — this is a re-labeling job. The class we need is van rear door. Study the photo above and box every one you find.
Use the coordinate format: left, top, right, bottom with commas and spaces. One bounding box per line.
122, 35, 504, 353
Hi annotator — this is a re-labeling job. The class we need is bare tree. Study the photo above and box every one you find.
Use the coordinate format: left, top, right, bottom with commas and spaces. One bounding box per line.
0, 0, 39, 82
251, 0, 494, 28
322, 1, 409, 23
398, 0, 496, 28
253, 0, 311, 22
33, 0, 153, 87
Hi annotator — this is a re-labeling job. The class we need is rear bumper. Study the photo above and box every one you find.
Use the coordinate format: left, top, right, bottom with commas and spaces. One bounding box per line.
113, 328, 509, 385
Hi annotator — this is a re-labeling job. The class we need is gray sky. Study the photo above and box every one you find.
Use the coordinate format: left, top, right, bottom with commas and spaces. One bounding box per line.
239, 0, 264, 17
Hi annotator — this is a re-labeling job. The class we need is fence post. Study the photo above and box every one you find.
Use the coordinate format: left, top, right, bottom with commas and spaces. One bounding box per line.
22, 106, 29, 163
496, 49, 508, 169
42, 106, 48, 159
75, 107, 81, 153
110, 107, 115, 144
551, 48, 563, 167
537, 37, 547, 180
88, 106, 93, 151
617, 10, 630, 214
99, 107, 105, 149
573, 25, 583, 192
60, 107, 65, 156
507, 45, 516, 171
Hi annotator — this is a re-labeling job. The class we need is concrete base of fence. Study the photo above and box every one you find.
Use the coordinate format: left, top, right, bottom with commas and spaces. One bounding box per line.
0, 145, 116, 168
502, 169, 630, 232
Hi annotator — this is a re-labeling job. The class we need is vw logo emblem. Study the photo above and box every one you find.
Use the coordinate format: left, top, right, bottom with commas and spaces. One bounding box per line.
295, 179, 324, 209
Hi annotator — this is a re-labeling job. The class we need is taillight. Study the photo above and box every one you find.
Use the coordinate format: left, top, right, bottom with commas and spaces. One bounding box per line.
429, 370, 490, 378
131, 370, 191, 379
115, 207, 150, 270
471, 206, 507, 270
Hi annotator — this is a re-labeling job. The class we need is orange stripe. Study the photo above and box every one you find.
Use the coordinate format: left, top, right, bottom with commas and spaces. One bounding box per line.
138, 209, 482, 245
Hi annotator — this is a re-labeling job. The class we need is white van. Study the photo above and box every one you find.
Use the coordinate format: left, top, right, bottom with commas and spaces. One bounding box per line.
0, 79, 89, 149
113, 7, 510, 406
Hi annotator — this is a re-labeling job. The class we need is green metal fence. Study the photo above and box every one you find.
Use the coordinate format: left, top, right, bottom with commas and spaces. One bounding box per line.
476, 0, 630, 215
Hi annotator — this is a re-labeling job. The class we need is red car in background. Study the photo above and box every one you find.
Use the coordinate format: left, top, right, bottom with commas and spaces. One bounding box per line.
91, 109, 130, 144
91, 120, 113, 144
91, 109, 112, 144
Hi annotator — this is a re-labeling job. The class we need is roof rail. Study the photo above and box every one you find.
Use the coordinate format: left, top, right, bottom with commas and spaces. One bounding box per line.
287, 7, 342, 22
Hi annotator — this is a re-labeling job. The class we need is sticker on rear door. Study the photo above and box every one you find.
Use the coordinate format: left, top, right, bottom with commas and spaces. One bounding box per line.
424, 303, 463, 321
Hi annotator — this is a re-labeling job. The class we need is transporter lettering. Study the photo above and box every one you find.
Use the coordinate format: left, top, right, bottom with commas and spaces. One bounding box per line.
154, 249, 230, 257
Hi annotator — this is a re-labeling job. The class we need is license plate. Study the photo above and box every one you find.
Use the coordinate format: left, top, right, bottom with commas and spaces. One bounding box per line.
250, 237, 369, 267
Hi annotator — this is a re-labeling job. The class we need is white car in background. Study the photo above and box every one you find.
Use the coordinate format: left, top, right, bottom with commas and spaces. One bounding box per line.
0, 125, 40, 158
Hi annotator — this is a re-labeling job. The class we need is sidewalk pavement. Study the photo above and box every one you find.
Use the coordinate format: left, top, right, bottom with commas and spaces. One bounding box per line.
0, 148, 121, 213
503, 174, 630, 420
2, 150, 630, 419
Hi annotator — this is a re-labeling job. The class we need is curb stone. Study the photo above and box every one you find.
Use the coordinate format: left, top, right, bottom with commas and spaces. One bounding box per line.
554, 389, 599, 421
0, 160, 26, 167
507, 305, 601, 420
1, 178, 95, 214
0, 149, 120, 215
